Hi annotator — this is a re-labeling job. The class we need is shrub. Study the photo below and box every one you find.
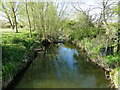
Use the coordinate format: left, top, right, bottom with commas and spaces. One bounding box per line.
106, 53, 120, 64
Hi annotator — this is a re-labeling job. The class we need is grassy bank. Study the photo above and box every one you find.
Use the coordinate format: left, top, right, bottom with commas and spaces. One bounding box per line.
2, 27, 120, 88
70, 32, 120, 88
2, 30, 39, 88
112, 67, 120, 88
65, 20, 119, 87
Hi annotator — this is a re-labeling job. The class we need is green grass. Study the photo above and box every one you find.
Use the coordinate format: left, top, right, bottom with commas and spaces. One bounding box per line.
2, 30, 39, 80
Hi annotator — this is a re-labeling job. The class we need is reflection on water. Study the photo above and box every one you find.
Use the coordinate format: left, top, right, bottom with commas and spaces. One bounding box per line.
14, 44, 109, 88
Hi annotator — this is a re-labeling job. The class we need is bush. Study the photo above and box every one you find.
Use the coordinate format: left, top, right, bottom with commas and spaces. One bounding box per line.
106, 53, 120, 64
70, 26, 98, 41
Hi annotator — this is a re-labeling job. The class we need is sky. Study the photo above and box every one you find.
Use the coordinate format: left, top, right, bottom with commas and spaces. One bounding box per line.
57, 0, 118, 22
0, 0, 99, 20
56, 0, 102, 20
0, 0, 118, 22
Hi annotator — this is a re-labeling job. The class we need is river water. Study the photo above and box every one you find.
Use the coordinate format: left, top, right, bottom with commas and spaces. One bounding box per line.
12, 44, 109, 88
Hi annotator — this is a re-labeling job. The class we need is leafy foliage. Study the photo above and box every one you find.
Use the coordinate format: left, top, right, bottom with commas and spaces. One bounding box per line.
2, 31, 39, 80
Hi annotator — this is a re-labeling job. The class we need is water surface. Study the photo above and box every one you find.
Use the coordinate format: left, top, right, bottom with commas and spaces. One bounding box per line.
14, 44, 109, 88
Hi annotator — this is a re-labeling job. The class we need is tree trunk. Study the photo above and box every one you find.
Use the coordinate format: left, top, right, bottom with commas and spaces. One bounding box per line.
25, 2, 32, 38
117, 1, 120, 53
30, 4, 36, 31
14, 14, 18, 33
102, 0, 108, 26
1, 2, 15, 30
11, 25, 15, 30
11, 2, 18, 33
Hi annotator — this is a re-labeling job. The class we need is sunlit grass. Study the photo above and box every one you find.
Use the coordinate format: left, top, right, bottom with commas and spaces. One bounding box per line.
2, 29, 39, 80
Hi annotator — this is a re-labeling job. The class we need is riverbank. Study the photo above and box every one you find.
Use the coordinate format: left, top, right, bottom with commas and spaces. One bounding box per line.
71, 39, 120, 88
112, 68, 120, 88
71, 40, 111, 71
2, 28, 119, 89
6, 43, 109, 88
2, 29, 65, 89
2, 30, 40, 89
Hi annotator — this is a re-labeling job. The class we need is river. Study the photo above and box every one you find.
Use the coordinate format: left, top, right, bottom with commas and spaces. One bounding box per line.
10, 43, 109, 88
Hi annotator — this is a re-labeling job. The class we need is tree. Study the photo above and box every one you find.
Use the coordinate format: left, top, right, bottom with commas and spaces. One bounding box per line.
9, 2, 18, 33
25, 1, 32, 37
117, 1, 120, 53
89, 0, 117, 29
101, 0, 117, 28
27, 2, 62, 41
0, 1, 20, 33
72, 2, 93, 25
0, 1, 15, 29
